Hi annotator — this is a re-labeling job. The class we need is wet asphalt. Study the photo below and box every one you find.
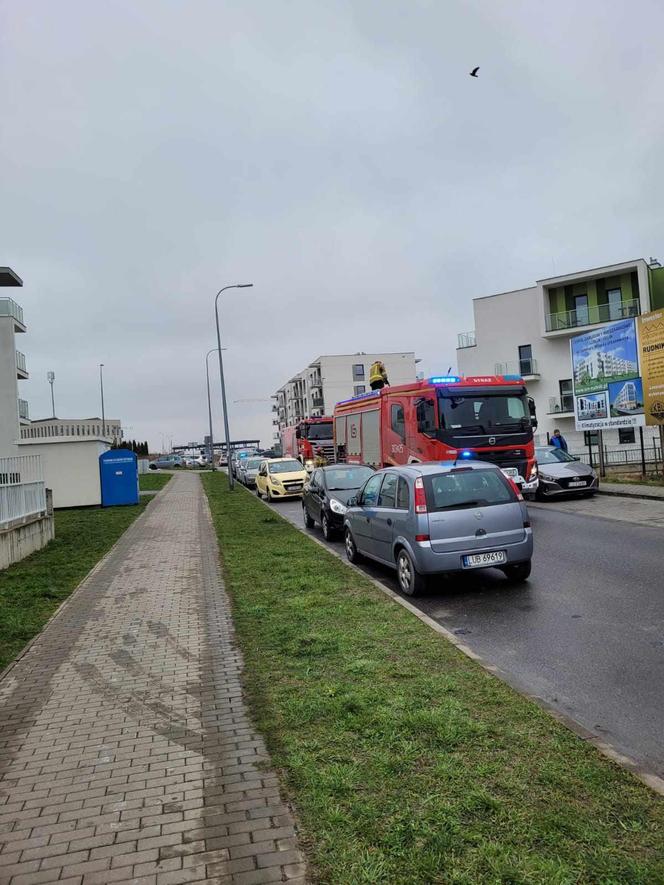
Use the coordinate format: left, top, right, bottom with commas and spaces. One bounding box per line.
259, 489, 664, 780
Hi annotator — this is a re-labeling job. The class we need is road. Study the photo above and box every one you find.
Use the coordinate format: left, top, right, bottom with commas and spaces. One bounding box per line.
259, 489, 664, 780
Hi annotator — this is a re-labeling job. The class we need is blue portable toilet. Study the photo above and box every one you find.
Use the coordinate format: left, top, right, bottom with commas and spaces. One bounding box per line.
99, 449, 139, 507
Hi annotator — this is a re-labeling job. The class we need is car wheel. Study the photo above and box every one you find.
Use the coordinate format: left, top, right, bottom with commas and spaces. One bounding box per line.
396, 548, 426, 597
256, 487, 262, 499
344, 529, 362, 563
321, 512, 335, 541
266, 487, 273, 502
303, 505, 315, 529
502, 560, 532, 583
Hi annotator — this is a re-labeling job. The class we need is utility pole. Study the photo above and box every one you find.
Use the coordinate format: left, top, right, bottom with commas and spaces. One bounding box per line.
99, 364, 106, 439
47, 371, 56, 418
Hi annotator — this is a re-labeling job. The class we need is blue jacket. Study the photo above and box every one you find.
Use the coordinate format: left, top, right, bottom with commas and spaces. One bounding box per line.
551, 434, 568, 452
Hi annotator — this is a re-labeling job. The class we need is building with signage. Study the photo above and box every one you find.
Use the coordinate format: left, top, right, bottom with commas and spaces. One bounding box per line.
456, 257, 664, 451
273, 352, 418, 435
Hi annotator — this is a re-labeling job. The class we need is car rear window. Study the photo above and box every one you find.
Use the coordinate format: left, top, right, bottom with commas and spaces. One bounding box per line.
423, 469, 516, 511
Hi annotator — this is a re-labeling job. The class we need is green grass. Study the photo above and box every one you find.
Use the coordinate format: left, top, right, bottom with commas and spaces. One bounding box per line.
605, 474, 664, 487
0, 503, 146, 671
139, 472, 172, 491
202, 474, 664, 885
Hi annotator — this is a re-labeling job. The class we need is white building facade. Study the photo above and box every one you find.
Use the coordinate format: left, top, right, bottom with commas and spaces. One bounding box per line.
273, 352, 417, 434
21, 417, 122, 444
0, 268, 29, 457
456, 257, 664, 454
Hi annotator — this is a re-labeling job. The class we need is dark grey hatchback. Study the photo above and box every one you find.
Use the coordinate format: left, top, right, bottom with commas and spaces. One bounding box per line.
344, 462, 533, 596
302, 464, 375, 540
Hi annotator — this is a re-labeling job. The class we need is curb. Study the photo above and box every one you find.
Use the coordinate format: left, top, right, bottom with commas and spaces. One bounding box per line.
225, 480, 664, 798
598, 487, 664, 502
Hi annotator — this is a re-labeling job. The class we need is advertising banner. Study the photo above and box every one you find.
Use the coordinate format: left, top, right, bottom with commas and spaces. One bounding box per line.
570, 318, 645, 431
636, 309, 664, 425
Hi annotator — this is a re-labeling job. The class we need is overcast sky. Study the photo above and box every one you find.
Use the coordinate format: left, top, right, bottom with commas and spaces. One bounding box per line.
2, 0, 663, 451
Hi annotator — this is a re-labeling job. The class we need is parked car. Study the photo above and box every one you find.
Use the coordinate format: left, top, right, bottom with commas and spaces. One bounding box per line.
255, 458, 308, 501
302, 464, 375, 540
535, 446, 598, 499
238, 456, 263, 488
231, 449, 258, 478
149, 455, 183, 470
344, 462, 533, 596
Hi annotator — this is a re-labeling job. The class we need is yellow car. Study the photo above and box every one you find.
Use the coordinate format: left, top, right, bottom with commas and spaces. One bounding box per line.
255, 457, 308, 501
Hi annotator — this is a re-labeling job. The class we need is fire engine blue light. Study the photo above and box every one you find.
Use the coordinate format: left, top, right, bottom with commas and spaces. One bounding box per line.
429, 376, 460, 384
460, 450, 473, 458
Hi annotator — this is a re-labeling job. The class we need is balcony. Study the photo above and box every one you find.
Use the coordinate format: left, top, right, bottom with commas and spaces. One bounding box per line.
311, 396, 324, 408
0, 297, 25, 332
547, 395, 574, 416
18, 398, 29, 422
545, 298, 639, 334
457, 331, 476, 349
16, 350, 28, 379
494, 359, 540, 379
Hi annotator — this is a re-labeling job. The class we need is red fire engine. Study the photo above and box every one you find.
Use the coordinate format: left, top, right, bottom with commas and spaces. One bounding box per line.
333, 375, 539, 494
280, 416, 335, 468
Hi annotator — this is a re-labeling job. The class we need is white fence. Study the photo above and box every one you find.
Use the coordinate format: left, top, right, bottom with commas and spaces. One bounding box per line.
0, 455, 47, 528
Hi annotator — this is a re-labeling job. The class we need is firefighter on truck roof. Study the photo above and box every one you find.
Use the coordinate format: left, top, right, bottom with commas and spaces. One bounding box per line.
369, 360, 389, 390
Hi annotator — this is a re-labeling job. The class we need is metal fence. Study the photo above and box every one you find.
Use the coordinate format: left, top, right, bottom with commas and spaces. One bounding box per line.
0, 455, 47, 528
571, 445, 664, 472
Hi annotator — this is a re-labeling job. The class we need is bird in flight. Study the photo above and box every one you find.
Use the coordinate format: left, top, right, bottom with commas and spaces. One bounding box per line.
470, 66, 480, 77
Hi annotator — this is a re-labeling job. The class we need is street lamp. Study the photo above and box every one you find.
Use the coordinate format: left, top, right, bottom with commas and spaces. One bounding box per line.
205, 348, 218, 469
47, 371, 56, 418
99, 364, 106, 439
214, 283, 253, 489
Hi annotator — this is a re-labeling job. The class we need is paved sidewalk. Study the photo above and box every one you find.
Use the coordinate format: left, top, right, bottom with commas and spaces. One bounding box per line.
0, 473, 306, 884
599, 480, 664, 500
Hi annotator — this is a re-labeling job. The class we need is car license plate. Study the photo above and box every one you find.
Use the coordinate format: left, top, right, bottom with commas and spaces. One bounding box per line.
501, 468, 518, 479
463, 551, 507, 568
569, 480, 586, 487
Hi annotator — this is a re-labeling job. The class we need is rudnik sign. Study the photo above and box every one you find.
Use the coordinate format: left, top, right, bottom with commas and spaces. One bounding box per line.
637, 309, 664, 425
570, 318, 645, 431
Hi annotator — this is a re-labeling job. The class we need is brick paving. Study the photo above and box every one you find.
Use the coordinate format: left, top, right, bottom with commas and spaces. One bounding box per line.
0, 473, 307, 884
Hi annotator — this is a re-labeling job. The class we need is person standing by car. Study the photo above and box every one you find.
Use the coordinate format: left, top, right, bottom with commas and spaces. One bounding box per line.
314, 446, 328, 467
369, 360, 389, 390
550, 429, 568, 452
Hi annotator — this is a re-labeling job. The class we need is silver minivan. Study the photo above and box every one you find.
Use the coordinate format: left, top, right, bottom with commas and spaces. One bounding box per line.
343, 462, 533, 595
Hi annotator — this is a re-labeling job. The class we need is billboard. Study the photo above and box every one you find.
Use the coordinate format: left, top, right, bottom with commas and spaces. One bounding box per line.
636, 310, 664, 425
570, 318, 644, 431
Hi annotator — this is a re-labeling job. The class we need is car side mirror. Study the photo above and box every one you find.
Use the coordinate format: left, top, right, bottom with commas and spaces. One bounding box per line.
348, 496, 357, 507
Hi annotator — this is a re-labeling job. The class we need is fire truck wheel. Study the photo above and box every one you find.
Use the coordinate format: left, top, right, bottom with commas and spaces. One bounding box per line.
396, 548, 426, 596
344, 529, 362, 564
303, 504, 315, 529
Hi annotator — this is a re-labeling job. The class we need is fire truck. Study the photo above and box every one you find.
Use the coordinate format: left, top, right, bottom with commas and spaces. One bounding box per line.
280, 416, 335, 470
333, 375, 539, 494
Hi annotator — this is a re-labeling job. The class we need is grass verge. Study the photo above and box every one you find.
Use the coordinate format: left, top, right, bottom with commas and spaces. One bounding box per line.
139, 472, 172, 491
202, 474, 664, 884
0, 503, 146, 671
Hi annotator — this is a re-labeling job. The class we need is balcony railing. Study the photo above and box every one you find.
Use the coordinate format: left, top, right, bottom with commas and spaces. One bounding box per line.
0, 297, 24, 325
18, 398, 29, 420
545, 298, 639, 332
495, 359, 539, 377
16, 351, 27, 375
547, 395, 574, 414
457, 331, 476, 349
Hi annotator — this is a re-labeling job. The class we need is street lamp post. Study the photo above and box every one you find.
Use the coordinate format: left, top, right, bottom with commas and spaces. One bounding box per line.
47, 371, 56, 418
214, 283, 253, 489
205, 348, 217, 470
99, 364, 106, 439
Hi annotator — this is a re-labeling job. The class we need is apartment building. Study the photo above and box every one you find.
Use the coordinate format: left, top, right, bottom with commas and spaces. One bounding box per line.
21, 418, 122, 444
573, 350, 638, 384
273, 352, 417, 434
456, 257, 664, 452
0, 267, 28, 457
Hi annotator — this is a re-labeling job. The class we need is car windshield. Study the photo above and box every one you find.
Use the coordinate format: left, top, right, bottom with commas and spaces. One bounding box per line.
324, 466, 374, 490
536, 447, 577, 464
424, 469, 515, 511
269, 460, 303, 474
246, 459, 262, 469
439, 393, 529, 435
306, 423, 333, 441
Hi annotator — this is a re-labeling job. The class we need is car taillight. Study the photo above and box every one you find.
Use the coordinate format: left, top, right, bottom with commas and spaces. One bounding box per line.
414, 476, 427, 513
415, 534, 430, 542
508, 478, 524, 501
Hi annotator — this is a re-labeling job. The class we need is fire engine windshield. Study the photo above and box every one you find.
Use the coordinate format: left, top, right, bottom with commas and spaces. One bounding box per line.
306, 422, 333, 441
438, 393, 530, 435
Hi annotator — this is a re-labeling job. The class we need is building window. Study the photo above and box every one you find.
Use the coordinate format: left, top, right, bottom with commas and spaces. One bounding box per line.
583, 431, 599, 446
607, 288, 622, 321
574, 294, 589, 326
352, 364, 365, 381
354, 384, 366, 395
518, 344, 533, 375
618, 428, 635, 445
559, 379, 573, 412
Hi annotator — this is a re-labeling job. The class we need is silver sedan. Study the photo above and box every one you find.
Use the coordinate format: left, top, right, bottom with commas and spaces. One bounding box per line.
535, 446, 598, 499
